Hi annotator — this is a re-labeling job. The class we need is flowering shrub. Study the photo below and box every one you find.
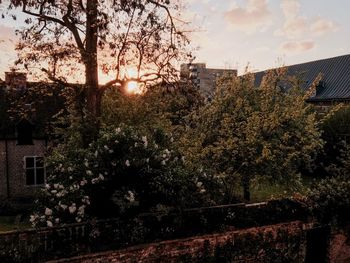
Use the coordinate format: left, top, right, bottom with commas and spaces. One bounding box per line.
32, 125, 211, 227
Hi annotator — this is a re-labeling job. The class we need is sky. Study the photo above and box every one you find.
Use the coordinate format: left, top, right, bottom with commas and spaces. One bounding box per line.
0, 0, 349, 79
186, 0, 350, 74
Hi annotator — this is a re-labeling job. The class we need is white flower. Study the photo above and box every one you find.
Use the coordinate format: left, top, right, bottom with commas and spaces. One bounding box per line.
109, 149, 114, 153
111, 161, 117, 167
51, 190, 57, 194
82, 196, 90, 205
84, 160, 89, 167
67, 167, 73, 172
60, 204, 68, 210
76, 217, 82, 223
55, 218, 60, 224
104, 145, 109, 150
142, 136, 148, 147
161, 160, 166, 166
125, 160, 130, 167
200, 189, 206, 194
46, 221, 53, 227
29, 214, 38, 223
196, 182, 203, 188
45, 184, 50, 190
125, 191, 135, 203
86, 170, 93, 176
94, 151, 98, 157
98, 174, 104, 181
170, 137, 174, 143
115, 127, 121, 134
69, 204, 77, 214
80, 179, 87, 186
78, 205, 85, 216
91, 178, 98, 184
146, 158, 149, 163
53, 184, 59, 189
69, 176, 73, 180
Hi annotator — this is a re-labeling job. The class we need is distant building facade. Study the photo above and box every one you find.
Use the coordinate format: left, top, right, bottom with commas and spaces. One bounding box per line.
0, 136, 47, 199
0, 72, 63, 201
180, 63, 237, 98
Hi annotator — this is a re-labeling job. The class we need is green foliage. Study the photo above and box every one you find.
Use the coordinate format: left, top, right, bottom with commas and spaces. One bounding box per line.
101, 84, 203, 134
314, 106, 350, 177
308, 176, 350, 223
308, 147, 350, 223
322, 106, 350, 145
33, 125, 211, 227
181, 70, 323, 201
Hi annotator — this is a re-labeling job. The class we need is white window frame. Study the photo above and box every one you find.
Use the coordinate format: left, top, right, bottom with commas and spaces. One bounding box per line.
24, 156, 46, 186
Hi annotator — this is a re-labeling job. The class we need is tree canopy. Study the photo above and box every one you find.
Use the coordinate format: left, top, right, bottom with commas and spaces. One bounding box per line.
180, 70, 323, 201
2, 0, 191, 141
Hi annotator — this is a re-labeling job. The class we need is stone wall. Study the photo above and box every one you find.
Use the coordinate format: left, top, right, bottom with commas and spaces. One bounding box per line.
48, 221, 307, 263
0, 200, 310, 262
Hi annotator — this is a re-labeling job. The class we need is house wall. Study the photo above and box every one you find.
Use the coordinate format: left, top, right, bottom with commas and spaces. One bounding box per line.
0, 139, 46, 199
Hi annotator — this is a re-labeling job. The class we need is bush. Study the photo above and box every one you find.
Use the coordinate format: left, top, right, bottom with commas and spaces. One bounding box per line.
314, 106, 350, 177
32, 125, 214, 227
308, 175, 350, 223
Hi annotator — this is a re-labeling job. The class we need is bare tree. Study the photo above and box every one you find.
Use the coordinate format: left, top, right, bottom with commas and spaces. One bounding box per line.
2, 0, 191, 140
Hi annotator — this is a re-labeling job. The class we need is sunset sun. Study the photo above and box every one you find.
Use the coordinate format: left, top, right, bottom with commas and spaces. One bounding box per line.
126, 80, 143, 95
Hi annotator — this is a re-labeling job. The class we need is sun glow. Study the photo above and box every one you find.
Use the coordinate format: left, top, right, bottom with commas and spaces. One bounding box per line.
99, 66, 145, 94
126, 81, 143, 95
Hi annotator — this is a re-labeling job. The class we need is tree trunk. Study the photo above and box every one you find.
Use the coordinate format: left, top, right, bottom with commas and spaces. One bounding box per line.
83, 0, 100, 143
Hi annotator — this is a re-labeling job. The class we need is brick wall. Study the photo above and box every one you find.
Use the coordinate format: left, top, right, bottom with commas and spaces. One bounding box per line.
0, 139, 46, 199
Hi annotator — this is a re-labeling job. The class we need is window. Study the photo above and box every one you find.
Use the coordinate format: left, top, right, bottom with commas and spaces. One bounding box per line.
25, 156, 45, 186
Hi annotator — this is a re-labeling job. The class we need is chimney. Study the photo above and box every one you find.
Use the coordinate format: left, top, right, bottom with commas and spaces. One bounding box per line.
5, 71, 27, 90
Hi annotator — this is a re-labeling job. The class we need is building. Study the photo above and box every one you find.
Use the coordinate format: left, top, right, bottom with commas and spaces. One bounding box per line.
253, 54, 350, 105
0, 120, 47, 200
180, 63, 237, 98
0, 72, 64, 201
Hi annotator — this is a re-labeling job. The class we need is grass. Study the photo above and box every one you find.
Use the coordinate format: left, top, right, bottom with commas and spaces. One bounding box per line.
247, 176, 318, 203
0, 216, 31, 233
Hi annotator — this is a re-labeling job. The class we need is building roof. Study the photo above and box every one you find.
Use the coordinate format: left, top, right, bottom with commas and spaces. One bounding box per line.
253, 54, 350, 101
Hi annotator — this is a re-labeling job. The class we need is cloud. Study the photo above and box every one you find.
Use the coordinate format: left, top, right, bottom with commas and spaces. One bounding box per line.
310, 17, 339, 36
277, 0, 338, 39
280, 40, 315, 53
280, 0, 300, 19
224, 0, 272, 33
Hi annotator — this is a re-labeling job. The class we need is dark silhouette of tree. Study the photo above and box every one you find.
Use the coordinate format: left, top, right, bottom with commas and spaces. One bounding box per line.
2, 0, 191, 142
